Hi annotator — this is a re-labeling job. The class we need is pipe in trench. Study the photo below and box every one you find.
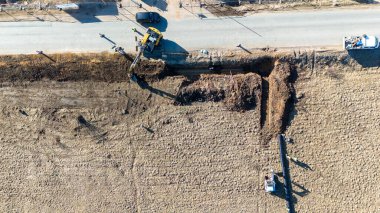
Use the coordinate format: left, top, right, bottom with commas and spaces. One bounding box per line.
278, 134, 295, 213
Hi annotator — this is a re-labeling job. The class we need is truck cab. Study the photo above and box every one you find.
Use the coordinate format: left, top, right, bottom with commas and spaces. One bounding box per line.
264, 170, 276, 193
344, 35, 379, 50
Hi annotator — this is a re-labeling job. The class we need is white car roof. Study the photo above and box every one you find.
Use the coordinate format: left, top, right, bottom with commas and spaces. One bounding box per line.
364, 36, 377, 47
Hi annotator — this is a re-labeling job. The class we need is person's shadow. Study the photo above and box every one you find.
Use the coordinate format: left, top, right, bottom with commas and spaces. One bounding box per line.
290, 158, 313, 171
292, 181, 310, 197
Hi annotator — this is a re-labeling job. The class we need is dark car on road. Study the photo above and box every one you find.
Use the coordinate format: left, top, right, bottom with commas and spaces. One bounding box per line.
135, 12, 161, 24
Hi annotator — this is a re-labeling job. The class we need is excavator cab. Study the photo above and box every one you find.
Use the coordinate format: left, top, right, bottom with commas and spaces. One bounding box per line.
128, 27, 163, 75
141, 27, 163, 52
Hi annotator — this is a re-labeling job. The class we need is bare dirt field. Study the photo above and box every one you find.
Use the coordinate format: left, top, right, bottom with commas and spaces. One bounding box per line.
286, 67, 380, 212
0, 51, 379, 212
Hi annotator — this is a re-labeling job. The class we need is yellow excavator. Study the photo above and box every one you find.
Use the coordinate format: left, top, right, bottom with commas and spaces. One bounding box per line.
141, 27, 163, 53
128, 27, 163, 75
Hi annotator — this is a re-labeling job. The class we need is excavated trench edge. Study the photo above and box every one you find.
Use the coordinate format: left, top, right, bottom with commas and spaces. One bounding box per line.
170, 56, 297, 144
0, 53, 297, 142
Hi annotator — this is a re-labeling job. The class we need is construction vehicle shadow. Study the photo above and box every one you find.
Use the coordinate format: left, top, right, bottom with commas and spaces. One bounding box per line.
162, 39, 188, 54
144, 39, 189, 63
348, 49, 380, 67
132, 75, 176, 100
141, 0, 168, 11
292, 181, 310, 197
142, 16, 168, 32
65, 2, 118, 23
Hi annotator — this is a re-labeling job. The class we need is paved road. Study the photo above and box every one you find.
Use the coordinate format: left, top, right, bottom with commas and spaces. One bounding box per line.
1, 7, 380, 54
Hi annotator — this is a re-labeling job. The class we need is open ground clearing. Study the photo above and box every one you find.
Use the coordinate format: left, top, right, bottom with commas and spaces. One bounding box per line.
0, 51, 379, 212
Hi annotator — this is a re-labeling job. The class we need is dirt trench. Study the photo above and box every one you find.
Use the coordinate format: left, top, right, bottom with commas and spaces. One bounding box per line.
175, 57, 296, 144
0, 53, 166, 83
0, 53, 296, 145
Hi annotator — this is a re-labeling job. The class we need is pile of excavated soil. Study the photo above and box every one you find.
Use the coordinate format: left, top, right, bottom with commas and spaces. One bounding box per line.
0, 52, 295, 144
260, 61, 293, 144
224, 73, 262, 111
267, 61, 293, 133
176, 73, 262, 111
176, 60, 294, 145
0, 53, 165, 82
175, 76, 227, 103
1, 49, 379, 212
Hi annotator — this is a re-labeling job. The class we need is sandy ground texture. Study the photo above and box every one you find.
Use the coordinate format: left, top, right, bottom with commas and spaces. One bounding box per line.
0, 80, 288, 212
0, 51, 379, 212
287, 68, 380, 212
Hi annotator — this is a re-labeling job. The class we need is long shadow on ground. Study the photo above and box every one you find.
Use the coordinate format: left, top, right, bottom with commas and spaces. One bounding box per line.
143, 39, 189, 63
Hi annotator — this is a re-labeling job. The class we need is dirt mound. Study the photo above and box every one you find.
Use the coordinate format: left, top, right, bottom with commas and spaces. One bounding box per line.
0, 53, 165, 82
224, 73, 262, 111
175, 76, 226, 103
260, 61, 293, 144
176, 73, 261, 111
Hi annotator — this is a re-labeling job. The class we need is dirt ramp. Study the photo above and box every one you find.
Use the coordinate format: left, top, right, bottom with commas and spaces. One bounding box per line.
176, 73, 262, 111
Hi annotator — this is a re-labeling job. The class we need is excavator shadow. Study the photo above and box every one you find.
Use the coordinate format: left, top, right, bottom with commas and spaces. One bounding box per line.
132, 74, 176, 100
144, 39, 189, 63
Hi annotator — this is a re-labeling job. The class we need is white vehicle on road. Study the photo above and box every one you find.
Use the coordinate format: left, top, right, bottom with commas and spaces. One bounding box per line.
344, 35, 379, 50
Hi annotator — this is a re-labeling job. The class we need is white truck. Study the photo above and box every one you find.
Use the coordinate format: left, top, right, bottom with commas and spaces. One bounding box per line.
264, 170, 276, 193
344, 34, 379, 50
